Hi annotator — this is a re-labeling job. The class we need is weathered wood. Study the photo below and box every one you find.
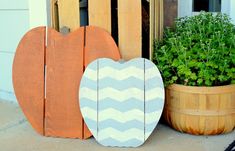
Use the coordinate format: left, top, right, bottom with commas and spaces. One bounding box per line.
164, 0, 177, 27
118, 0, 142, 60
149, 0, 164, 60
51, 0, 59, 31
88, 0, 111, 33
13, 27, 46, 135
57, 0, 80, 31
164, 84, 235, 135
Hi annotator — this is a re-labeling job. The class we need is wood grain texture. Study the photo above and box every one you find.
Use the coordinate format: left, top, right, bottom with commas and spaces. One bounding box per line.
118, 0, 142, 60
164, 0, 177, 27
12, 27, 46, 135
164, 84, 235, 135
45, 27, 86, 138
149, 0, 164, 60
88, 0, 111, 33
50, 0, 59, 31
57, 0, 80, 31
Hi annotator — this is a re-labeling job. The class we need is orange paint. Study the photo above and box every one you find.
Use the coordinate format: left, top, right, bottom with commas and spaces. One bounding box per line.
13, 27, 46, 135
13, 26, 121, 139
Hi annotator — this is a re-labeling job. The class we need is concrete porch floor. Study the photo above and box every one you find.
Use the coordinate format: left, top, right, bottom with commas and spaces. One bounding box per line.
0, 100, 234, 151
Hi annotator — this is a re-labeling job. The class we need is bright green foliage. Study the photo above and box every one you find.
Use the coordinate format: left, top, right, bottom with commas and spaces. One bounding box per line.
153, 12, 235, 87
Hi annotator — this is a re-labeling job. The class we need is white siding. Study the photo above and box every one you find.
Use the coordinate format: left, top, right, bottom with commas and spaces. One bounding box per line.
0, 0, 48, 102
0, 0, 29, 102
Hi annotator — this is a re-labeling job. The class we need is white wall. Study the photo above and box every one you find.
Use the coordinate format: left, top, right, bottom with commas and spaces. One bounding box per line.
0, 0, 48, 102
28, 0, 50, 28
230, 0, 235, 24
0, 0, 29, 102
178, 0, 235, 24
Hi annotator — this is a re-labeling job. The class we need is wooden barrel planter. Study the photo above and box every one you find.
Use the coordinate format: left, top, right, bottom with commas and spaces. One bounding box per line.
164, 84, 235, 135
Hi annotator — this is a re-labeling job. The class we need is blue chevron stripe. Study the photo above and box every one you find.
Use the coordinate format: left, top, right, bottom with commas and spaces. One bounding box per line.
80, 77, 97, 90
145, 77, 164, 89
82, 76, 144, 90
80, 98, 143, 112
146, 99, 164, 113
99, 138, 143, 147
80, 98, 164, 113
145, 121, 158, 132
81, 77, 163, 91
86, 60, 98, 70
84, 118, 161, 132
145, 61, 157, 69
98, 58, 144, 70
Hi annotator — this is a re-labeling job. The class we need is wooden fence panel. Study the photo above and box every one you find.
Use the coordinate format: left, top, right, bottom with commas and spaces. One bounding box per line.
150, 0, 164, 60
57, 0, 80, 31
118, 0, 142, 60
51, 0, 164, 60
88, 0, 111, 33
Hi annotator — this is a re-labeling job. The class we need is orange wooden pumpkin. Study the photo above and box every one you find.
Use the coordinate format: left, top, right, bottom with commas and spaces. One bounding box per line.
12, 26, 121, 139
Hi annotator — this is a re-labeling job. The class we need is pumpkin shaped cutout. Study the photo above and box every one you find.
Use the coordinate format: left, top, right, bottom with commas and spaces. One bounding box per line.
79, 58, 165, 147
12, 26, 121, 139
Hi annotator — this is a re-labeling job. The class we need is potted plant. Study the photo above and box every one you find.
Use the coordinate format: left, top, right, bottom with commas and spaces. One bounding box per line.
153, 12, 235, 135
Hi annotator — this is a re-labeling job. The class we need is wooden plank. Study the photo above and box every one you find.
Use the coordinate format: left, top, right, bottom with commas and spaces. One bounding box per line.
164, 0, 178, 27
159, 0, 164, 39
149, 0, 155, 60
12, 27, 46, 135
149, 0, 164, 60
118, 0, 142, 60
88, 0, 111, 33
45, 27, 86, 138
50, 0, 59, 31
57, 0, 80, 31
45, 26, 120, 139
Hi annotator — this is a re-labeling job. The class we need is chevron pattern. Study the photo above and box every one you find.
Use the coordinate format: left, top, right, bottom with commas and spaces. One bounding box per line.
79, 58, 164, 147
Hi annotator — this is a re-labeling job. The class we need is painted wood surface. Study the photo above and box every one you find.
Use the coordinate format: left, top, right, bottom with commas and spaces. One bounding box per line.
45, 27, 85, 138
57, 0, 80, 31
13, 27, 46, 135
118, 0, 142, 60
88, 0, 111, 33
80, 58, 165, 147
13, 26, 121, 139
164, 84, 235, 135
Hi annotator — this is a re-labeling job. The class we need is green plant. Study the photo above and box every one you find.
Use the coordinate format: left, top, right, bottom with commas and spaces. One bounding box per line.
153, 12, 235, 87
